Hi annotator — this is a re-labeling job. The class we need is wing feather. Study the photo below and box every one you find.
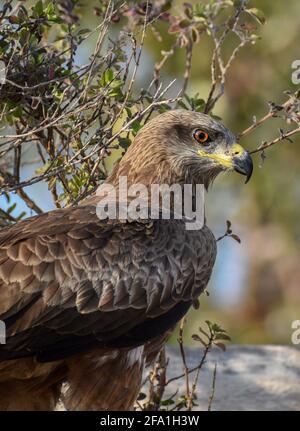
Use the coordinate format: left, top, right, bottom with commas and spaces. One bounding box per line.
0, 197, 216, 361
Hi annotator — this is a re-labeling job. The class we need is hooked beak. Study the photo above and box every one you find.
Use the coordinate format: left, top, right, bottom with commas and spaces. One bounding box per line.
232, 145, 253, 184
197, 143, 254, 184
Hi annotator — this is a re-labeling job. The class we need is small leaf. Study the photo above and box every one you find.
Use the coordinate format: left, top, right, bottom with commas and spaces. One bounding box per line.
192, 334, 207, 346
183, 3, 193, 19
205, 320, 212, 330
118, 137, 131, 149
211, 323, 223, 333
125, 107, 132, 118
246, 8, 266, 25
17, 211, 26, 220
7, 203, 16, 214
214, 342, 226, 351
161, 398, 175, 406
100, 68, 114, 86
194, 3, 205, 17
178, 100, 189, 110
77, 28, 90, 36
215, 333, 231, 341
131, 120, 141, 136
233, 0, 243, 6
179, 19, 191, 29
199, 327, 210, 338
34, 0, 44, 17
162, 0, 172, 12
191, 27, 200, 44
12, 106, 23, 118
230, 234, 241, 243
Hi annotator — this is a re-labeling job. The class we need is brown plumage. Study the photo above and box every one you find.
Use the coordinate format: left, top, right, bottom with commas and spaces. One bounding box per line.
0, 110, 253, 410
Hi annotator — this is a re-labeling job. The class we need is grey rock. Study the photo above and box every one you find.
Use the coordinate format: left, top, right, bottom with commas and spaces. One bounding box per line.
159, 345, 300, 411
56, 345, 300, 411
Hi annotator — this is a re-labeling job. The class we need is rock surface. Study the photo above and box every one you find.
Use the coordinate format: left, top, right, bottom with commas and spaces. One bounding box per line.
162, 345, 300, 411
56, 345, 300, 411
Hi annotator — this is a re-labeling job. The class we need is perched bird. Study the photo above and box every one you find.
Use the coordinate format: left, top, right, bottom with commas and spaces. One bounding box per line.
0, 110, 253, 410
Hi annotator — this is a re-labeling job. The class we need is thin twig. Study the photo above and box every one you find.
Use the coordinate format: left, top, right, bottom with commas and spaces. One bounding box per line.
207, 363, 217, 411
239, 99, 293, 138
250, 126, 300, 154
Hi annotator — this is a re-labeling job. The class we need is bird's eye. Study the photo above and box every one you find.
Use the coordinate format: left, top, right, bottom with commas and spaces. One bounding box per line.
194, 129, 210, 145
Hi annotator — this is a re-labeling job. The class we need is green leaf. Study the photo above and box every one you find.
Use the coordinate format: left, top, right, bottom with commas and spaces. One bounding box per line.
162, 1, 172, 12
34, 0, 44, 17
119, 138, 131, 149
77, 28, 90, 36
131, 120, 141, 136
12, 106, 23, 118
100, 68, 114, 87
211, 323, 224, 333
215, 333, 231, 341
178, 101, 188, 110
158, 104, 170, 113
108, 79, 123, 98
205, 321, 212, 335
44, 2, 56, 19
35, 161, 51, 175
161, 398, 175, 406
17, 211, 26, 220
194, 3, 205, 18
246, 8, 266, 25
105, 68, 114, 83
48, 176, 56, 190
179, 19, 191, 29
7, 203, 16, 214
233, 0, 242, 6
110, 79, 122, 89
125, 107, 132, 118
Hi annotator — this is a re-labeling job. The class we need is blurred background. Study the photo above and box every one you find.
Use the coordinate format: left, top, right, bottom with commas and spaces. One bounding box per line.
1, 0, 300, 344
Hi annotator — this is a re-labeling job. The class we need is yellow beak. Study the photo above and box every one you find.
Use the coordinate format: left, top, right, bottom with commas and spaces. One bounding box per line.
198, 143, 253, 183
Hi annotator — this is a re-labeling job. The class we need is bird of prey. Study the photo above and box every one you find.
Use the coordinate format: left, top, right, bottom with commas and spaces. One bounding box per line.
0, 110, 253, 410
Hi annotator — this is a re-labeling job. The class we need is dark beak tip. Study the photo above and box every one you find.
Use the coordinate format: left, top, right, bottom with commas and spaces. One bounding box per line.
245, 163, 253, 184
233, 152, 253, 184
245, 174, 251, 184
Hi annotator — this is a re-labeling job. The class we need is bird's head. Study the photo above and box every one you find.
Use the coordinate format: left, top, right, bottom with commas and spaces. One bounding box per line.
115, 109, 253, 189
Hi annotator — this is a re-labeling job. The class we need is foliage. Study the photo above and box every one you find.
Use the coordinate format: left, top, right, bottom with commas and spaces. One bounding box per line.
0, 0, 300, 410
1, 0, 298, 217
137, 319, 230, 411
